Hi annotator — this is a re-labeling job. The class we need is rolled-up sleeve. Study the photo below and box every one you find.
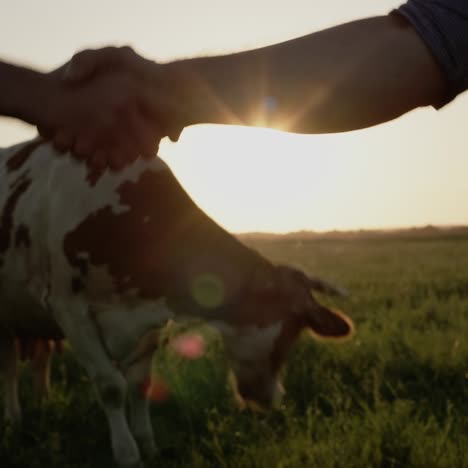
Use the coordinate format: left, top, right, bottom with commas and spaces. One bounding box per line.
395, 0, 468, 107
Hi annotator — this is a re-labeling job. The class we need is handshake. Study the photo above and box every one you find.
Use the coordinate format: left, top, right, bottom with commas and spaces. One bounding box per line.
36, 47, 191, 170
5, 13, 447, 171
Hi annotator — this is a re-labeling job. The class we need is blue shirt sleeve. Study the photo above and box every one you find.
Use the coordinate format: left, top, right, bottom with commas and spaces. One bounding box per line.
395, 0, 468, 107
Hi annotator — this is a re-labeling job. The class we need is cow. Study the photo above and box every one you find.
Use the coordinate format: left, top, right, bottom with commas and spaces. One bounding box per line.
0, 138, 353, 468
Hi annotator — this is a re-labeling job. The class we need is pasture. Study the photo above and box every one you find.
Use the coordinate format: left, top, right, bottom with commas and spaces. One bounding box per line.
1, 228, 468, 467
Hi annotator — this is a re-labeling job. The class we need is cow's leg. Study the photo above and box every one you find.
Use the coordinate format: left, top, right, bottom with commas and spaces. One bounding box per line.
122, 331, 161, 458
50, 298, 141, 468
31, 339, 53, 398
0, 333, 21, 424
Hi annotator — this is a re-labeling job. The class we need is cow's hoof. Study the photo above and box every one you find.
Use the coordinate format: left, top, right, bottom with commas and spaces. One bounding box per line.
114, 440, 142, 468
118, 458, 144, 468
129, 462, 145, 468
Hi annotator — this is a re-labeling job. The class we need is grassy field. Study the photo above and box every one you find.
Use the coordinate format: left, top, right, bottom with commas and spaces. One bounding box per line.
1, 230, 468, 467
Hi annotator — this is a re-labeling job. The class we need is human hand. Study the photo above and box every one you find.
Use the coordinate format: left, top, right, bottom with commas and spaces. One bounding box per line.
64, 46, 149, 84
36, 67, 166, 170
36, 45, 187, 170
64, 47, 184, 142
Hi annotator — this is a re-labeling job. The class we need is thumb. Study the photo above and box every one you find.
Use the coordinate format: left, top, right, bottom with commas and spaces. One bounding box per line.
63, 49, 98, 83
168, 126, 183, 143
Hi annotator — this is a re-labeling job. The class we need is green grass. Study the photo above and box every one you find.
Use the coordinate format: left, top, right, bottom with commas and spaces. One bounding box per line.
1, 233, 468, 467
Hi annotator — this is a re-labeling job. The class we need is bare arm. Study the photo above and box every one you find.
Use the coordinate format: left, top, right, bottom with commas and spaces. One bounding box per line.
61, 11, 451, 168
0, 58, 164, 169
163, 14, 447, 133
0, 60, 50, 125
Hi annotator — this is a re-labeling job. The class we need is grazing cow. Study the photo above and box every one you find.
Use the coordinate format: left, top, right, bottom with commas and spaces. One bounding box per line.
0, 138, 353, 467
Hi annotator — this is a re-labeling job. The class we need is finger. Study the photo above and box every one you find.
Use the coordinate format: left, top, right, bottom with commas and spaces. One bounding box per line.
93, 137, 137, 171
126, 108, 162, 159
108, 148, 129, 172
168, 126, 183, 143
98, 106, 159, 165
53, 130, 75, 153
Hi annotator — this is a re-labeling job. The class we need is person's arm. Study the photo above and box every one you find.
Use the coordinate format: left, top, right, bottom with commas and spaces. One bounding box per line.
0, 58, 164, 169
0, 60, 51, 125
162, 14, 447, 134
68, 14, 447, 137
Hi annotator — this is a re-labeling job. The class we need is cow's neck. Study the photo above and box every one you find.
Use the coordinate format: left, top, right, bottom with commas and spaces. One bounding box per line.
64, 163, 264, 322
141, 167, 267, 323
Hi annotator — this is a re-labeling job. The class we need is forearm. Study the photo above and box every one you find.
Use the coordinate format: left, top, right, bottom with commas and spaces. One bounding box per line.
0, 60, 51, 125
166, 14, 447, 134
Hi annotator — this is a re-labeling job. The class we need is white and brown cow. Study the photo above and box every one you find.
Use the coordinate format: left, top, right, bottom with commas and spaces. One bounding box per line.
0, 138, 353, 467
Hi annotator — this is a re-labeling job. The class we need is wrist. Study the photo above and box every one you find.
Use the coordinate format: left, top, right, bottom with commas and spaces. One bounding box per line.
25, 72, 58, 126
160, 59, 226, 128
9, 68, 55, 126
0, 62, 50, 125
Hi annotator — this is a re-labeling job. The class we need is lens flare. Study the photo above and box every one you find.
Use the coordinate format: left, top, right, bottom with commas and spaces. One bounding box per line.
263, 95, 278, 113
141, 376, 170, 403
171, 334, 206, 360
190, 273, 225, 308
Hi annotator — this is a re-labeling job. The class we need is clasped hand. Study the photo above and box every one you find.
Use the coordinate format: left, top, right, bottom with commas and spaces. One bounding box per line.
39, 46, 182, 170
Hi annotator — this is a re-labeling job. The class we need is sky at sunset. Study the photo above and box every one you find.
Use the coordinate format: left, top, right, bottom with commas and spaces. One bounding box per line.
1, 0, 467, 233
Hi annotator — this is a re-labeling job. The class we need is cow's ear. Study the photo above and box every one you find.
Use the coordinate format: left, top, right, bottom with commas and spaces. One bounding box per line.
306, 276, 348, 297
278, 265, 348, 298
306, 306, 354, 341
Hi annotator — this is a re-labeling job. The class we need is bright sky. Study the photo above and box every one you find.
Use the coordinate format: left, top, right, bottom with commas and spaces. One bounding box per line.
1, 0, 467, 233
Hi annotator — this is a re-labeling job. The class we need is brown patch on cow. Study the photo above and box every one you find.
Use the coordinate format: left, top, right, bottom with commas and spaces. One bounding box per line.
7, 139, 43, 172
68, 256, 88, 277
15, 224, 31, 248
64, 168, 258, 301
71, 277, 85, 294
86, 166, 106, 187
0, 176, 32, 253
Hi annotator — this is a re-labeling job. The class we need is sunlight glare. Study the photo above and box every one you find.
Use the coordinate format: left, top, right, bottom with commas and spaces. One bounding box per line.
159, 124, 360, 233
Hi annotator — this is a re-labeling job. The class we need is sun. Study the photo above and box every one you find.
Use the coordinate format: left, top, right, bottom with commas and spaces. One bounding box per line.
158, 124, 358, 233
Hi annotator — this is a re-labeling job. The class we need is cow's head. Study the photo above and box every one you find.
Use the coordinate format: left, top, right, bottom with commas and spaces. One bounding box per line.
219, 264, 353, 410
